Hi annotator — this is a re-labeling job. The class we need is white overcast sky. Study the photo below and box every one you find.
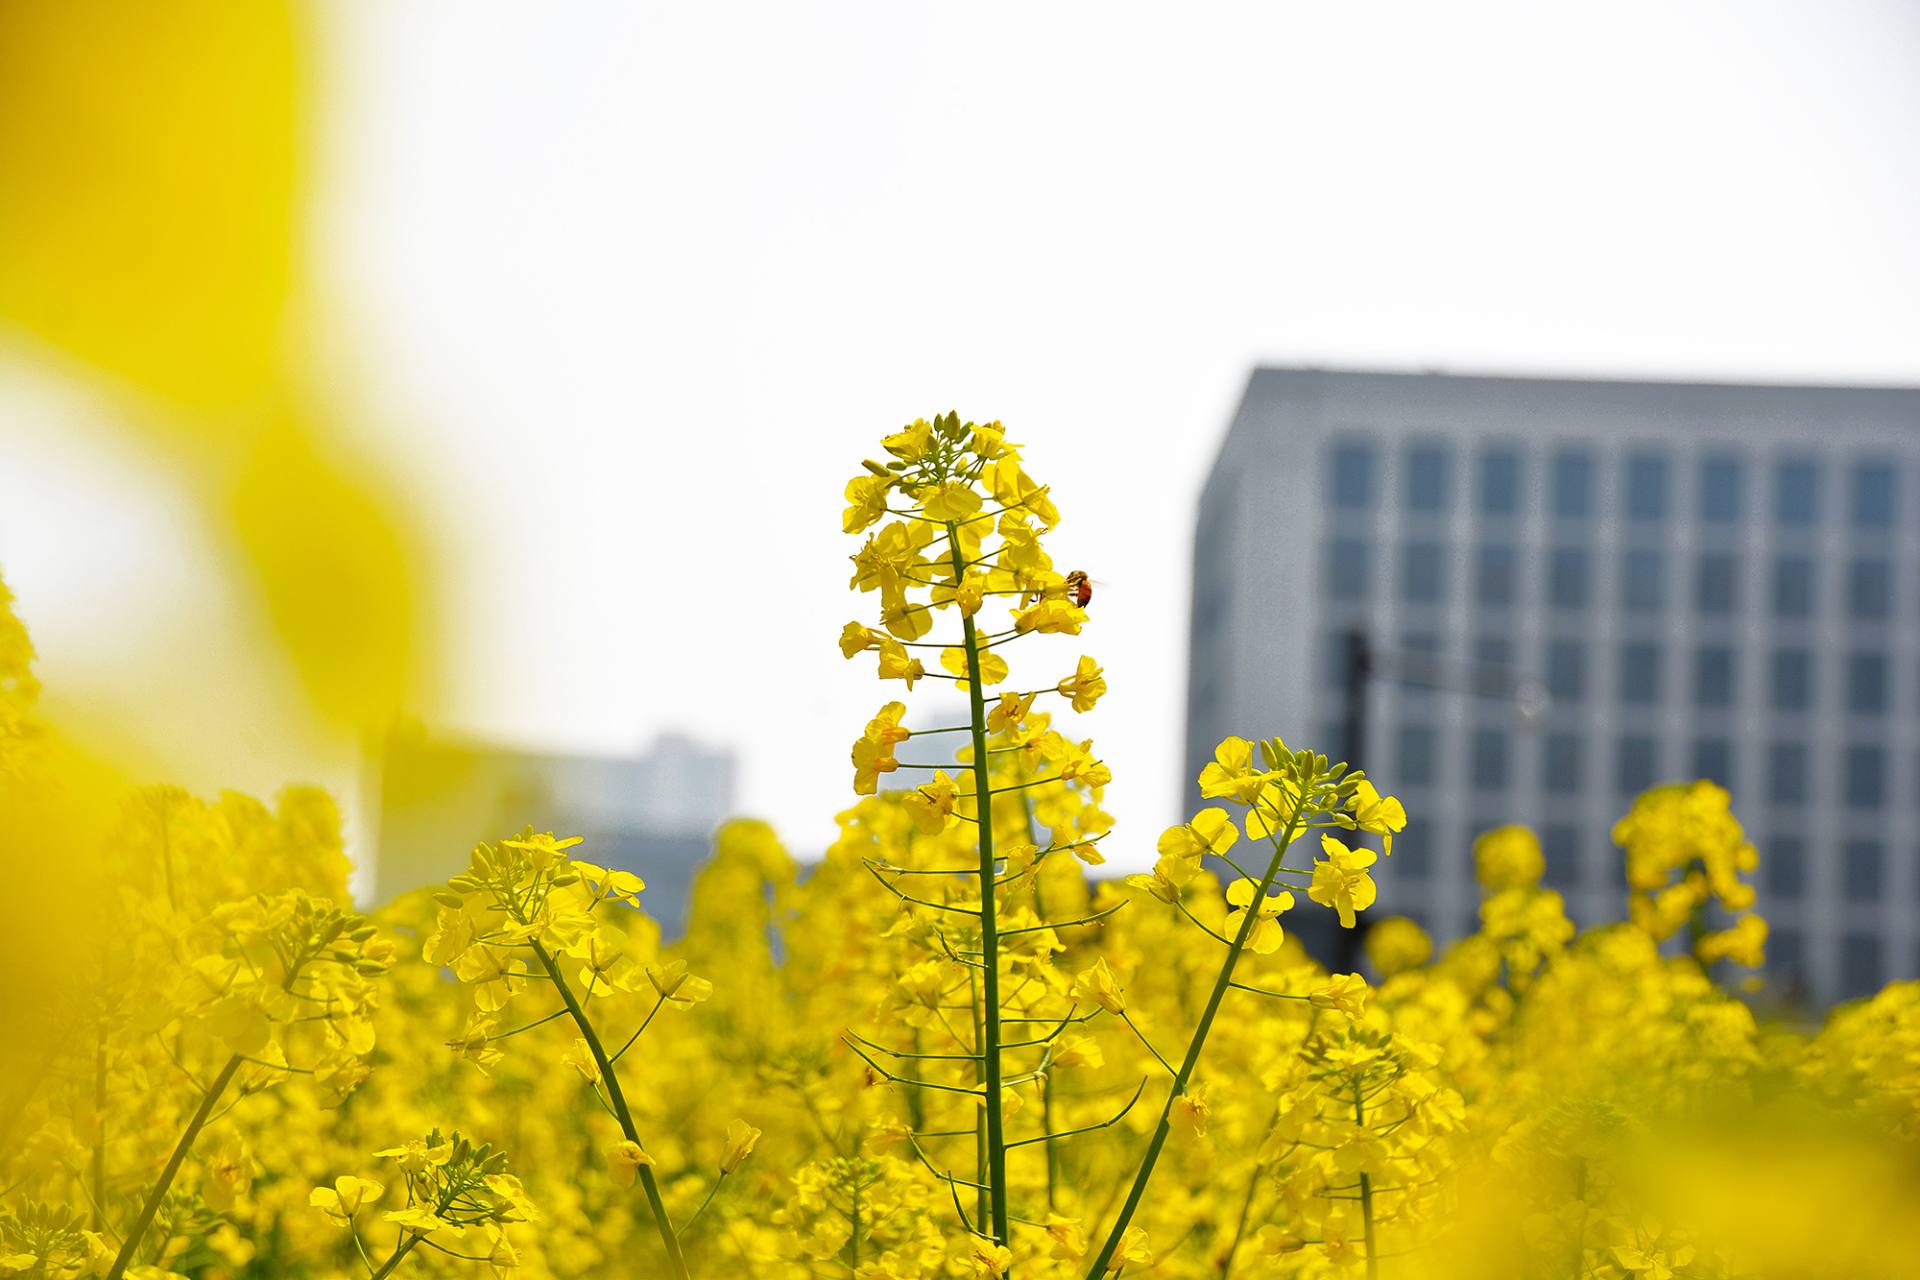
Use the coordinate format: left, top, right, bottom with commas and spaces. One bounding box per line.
4, 1, 1919, 870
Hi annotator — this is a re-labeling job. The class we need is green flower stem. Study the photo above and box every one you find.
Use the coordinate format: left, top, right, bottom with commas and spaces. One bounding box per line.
1354, 1080, 1379, 1280
948, 520, 1011, 1253
1219, 1156, 1267, 1280
1082, 799, 1308, 1278
678, 1172, 729, 1237
367, 1234, 422, 1280
530, 940, 691, 1280
105, 1053, 243, 1280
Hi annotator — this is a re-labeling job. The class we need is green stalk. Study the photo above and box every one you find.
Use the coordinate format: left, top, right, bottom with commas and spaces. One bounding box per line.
1354, 1079, 1379, 1280
1082, 798, 1307, 1278
367, 1235, 421, 1280
948, 521, 1010, 1251
106, 1054, 243, 1280
1218, 1157, 1265, 1278
530, 941, 691, 1280
92, 1036, 108, 1234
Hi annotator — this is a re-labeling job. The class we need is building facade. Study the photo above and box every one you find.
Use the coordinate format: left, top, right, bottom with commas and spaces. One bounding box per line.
1186, 368, 1920, 1004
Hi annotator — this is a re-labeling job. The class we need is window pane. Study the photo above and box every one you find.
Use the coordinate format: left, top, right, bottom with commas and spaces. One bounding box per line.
1764, 834, 1805, 897
1620, 642, 1661, 705
1395, 723, 1435, 786
1541, 824, 1580, 891
1845, 744, 1885, 809
1695, 646, 1734, 708
1772, 555, 1815, 617
1326, 539, 1370, 600
1775, 458, 1820, 526
1475, 634, 1513, 672
1616, 735, 1658, 795
1848, 652, 1888, 715
1475, 545, 1516, 607
1771, 649, 1811, 712
1622, 550, 1665, 611
1407, 445, 1449, 512
1700, 454, 1743, 522
1546, 640, 1584, 703
1696, 551, 1737, 614
1471, 727, 1508, 790
1394, 820, 1431, 877
1480, 449, 1521, 516
1331, 443, 1374, 509
1401, 541, 1445, 604
1548, 547, 1589, 609
1844, 838, 1884, 902
1848, 557, 1891, 620
1626, 453, 1668, 521
1693, 738, 1733, 786
1400, 630, 1440, 699
1544, 733, 1582, 793
1767, 743, 1807, 805
1842, 933, 1882, 998
1322, 630, 1354, 685
1851, 459, 1897, 528
1552, 450, 1593, 518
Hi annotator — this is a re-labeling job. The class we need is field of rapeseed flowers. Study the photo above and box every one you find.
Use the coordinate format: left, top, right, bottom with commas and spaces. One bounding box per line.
5, 415, 1920, 1280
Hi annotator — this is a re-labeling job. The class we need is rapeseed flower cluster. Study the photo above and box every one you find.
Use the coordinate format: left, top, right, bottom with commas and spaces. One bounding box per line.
4, 419, 1920, 1280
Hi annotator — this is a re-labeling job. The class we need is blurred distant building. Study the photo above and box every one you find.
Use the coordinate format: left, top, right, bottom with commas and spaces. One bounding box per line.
368, 726, 735, 937
1187, 367, 1920, 1004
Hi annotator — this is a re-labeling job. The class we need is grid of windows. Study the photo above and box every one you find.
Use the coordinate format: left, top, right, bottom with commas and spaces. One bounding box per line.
1291, 428, 1915, 1005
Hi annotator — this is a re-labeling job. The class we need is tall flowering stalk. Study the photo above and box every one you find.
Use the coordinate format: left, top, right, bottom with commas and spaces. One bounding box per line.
108, 892, 393, 1279
424, 831, 717, 1279
1084, 738, 1405, 1276
840, 413, 1120, 1268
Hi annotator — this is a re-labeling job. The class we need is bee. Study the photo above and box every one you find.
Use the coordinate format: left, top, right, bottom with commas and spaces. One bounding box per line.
1064, 570, 1093, 609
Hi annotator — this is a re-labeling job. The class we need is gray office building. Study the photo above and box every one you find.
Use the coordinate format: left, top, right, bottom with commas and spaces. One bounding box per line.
1186, 367, 1920, 1004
